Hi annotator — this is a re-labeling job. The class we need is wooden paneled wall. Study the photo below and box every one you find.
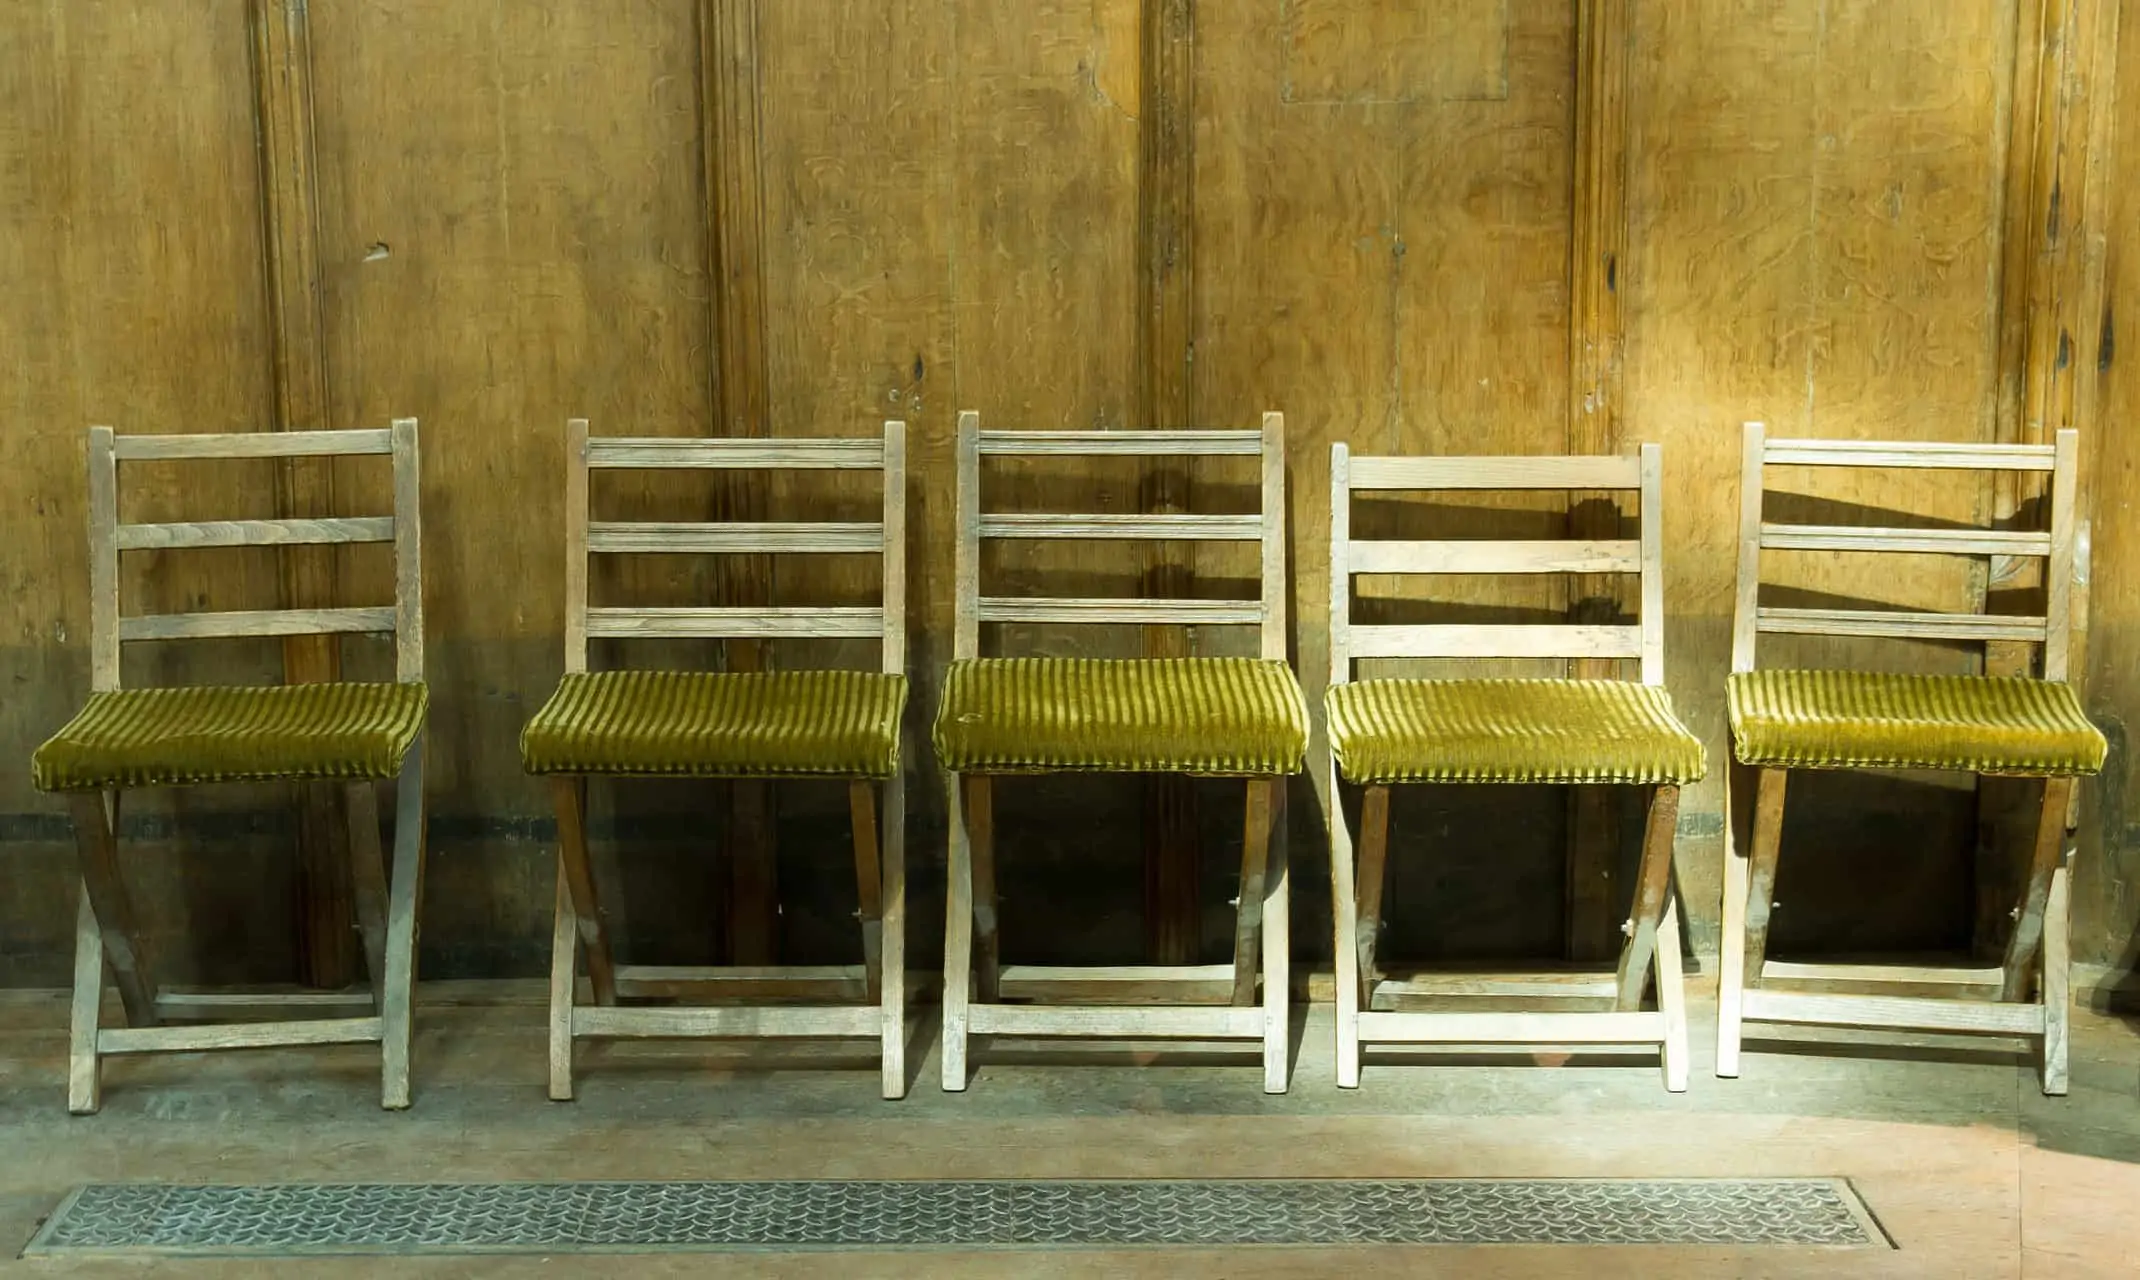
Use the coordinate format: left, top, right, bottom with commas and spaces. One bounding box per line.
0, 1, 2132, 993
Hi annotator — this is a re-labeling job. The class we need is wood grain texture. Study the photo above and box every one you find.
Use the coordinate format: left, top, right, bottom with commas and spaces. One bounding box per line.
0, 0, 288, 985
1565, 3, 1636, 961
701, 0, 778, 965
312, 0, 714, 849
1139, 0, 1201, 967
1632, 1, 2027, 957
250, 0, 353, 991
7, 0, 2140, 990
2074, 5, 2140, 973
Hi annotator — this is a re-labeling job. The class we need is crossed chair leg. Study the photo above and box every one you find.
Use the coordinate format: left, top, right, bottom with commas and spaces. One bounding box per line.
941, 773, 1291, 1093
1717, 761, 2076, 1093
547, 774, 909, 1101
1332, 767, 1689, 1092
68, 740, 428, 1114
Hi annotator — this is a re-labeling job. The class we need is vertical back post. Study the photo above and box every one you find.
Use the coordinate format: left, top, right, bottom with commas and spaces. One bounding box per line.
563, 419, 591, 675
881, 420, 908, 676
954, 411, 981, 661
86, 427, 121, 693
1729, 421, 1767, 673
1327, 442, 1351, 686
1638, 442, 1665, 685
1260, 412, 1287, 661
2044, 427, 2080, 682
391, 418, 425, 683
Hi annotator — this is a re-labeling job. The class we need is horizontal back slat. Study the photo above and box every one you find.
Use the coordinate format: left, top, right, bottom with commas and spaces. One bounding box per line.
1349, 623, 1645, 660
111, 429, 392, 460
975, 597, 1263, 626
118, 606, 397, 642
585, 438, 885, 469
977, 429, 1261, 457
1348, 455, 1641, 491
1755, 607, 2048, 642
1348, 539, 1641, 576
1759, 524, 2052, 557
976, 513, 1262, 541
587, 521, 882, 554
1763, 439, 2056, 471
585, 606, 883, 639
115, 517, 395, 551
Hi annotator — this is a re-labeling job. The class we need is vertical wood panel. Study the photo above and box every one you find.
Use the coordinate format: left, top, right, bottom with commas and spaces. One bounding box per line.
2076, 2, 2140, 979
249, 0, 354, 989
1629, 0, 2021, 958
701, 0, 779, 965
0, 0, 285, 982
1139, 0, 1201, 964
1200, 2, 1577, 967
1565, 0, 1632, 962
1985, 0, 2120, 959
310, 0, 715, 972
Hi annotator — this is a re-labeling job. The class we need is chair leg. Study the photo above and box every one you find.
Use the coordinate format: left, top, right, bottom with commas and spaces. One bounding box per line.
380, 738, 427, 1111
1354, 785, 1393, 1008
68, 790, 155, 1028
1260, 780, 1290, 1095
346, 780, 392, 1006
550, 776, 616, 1007
68, 888, 105, 1115
849, 781, 885, 1004
1741, 769, 1789, 982
2002, 777, 2076, 1002
1655, 896, 1689, 1093
966, 775, 999, 1003
1232, 779, 1276, 1007
1717, 763, 1785, 1078
1615, 785, 1681, 1010
1328, 758, 1363, 1089
2041, 852, 2073, 1096
879, 770, 908, 1101
941, 773, 974, 1092
547, 864, 578, 1102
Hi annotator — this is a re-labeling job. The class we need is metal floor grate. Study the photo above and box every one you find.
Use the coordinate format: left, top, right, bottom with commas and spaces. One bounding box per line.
26, 1178, 1890, 1256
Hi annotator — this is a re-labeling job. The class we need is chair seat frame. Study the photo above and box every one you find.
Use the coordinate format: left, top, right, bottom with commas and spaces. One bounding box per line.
64, 421, 428, 1113
543, 420, 910, 1101
940, 413, 1295, 1094
1327, 444, 1689, 1092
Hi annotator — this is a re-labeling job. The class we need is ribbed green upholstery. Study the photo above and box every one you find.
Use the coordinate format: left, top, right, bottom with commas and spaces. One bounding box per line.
521, 669, 907, 779
932, 657, 1308, 776
1729, 669, 2105, 777
32, 683, 428, 793
1327, 678, 1706, 786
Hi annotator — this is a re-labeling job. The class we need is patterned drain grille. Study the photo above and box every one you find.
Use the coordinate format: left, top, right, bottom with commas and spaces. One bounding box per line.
26, 1178, 1889, 1255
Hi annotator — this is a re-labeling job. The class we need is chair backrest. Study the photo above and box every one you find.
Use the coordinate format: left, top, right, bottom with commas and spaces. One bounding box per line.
564, 419, 907, 676
952, 412, 1287, 663
1731, 422, 2081, 679
1328, 445, 1665, 687
87, 421, 424, 692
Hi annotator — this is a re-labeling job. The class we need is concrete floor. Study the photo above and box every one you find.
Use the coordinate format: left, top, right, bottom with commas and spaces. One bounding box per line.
1, 979, 2136, 1278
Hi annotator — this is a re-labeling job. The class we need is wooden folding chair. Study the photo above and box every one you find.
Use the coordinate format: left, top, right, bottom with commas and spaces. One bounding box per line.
33, 422, 429, 1113
524, 420, 910, 1100
934, 412, 1305, 1093
1717, 424, 2104, 1093
1327, 445, 1701, 1091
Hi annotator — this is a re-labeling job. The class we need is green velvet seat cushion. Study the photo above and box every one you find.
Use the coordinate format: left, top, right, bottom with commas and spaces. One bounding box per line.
520, 669, 907, 779
932, 657, 1308, 776
32, 682, 428, 793
1728, 669, 2105, 777
1327, 677, 1706, 787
